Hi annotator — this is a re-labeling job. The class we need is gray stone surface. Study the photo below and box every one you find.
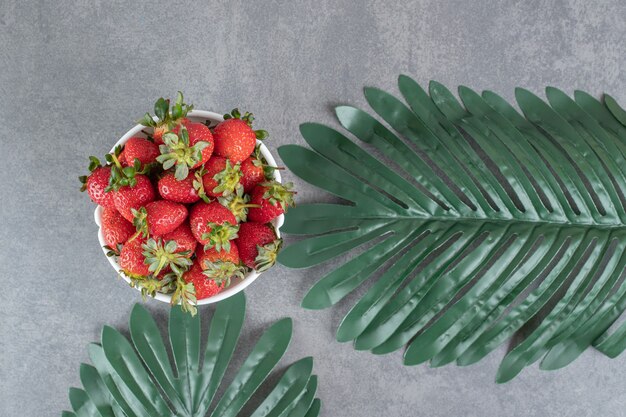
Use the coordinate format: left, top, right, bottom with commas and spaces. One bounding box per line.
1, 0, 625, 416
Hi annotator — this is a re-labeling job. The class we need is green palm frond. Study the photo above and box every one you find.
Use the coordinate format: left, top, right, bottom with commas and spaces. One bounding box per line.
278, 75, 626, 382
62, 293, 321, 416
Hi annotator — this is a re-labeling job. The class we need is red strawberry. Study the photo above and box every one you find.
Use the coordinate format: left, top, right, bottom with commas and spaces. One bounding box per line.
119, 238, 150, 278
80, 157, 116, 208
189, 201, 238, 250
124, 137, 159, 168
213, 118, 256, 163
182, 262, 225, 300
200, 156, 242, 198
235, 222, 282, 271
158, 171, 200, 203
153, 117, 189, 144
139, 92, 192, 145
113, 174, 156, 222
118, 149, 129, 166
133, 200, 188, 237
158, 124, 212, 181
240, 156, 266, 193
101, 207, 135, 251
184, 122, 214, 167
196, 244, 240, 268
141, 236, 194, 277
217, 186, 260, 223
196, 244, 245, 286
248, 181, 295, 223
161, 222, 197, 255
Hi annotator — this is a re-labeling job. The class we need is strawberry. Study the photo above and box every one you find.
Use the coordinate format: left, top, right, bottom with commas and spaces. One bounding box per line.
174, 122, 214, 168
218, 186, 259, 222
124, 137, 160, 168
248, 181, 295, 223
141, 237, 193, 276
196, 244, 245, 286
161, 222, 197, 254
199, 156, 242, 198
213, 109, 268, 163
80, 157, 116, 208
119, 238, 151, 278
101, 207, 135, 253
158, 171, 200, 203
118, 149, 129, 166
240, 145, 281, 192
182, 262, 225, 300
152, 117, 189, 144
196, 244, 240, 268
106, 146, 153, 193
132, 200, 188, 237
235, 222, 282, 271
240, 156, 266, 193
138, 92, 193, 145
189, 201, 238, 251
157, 125, 211, 180
113, 174, 156, 222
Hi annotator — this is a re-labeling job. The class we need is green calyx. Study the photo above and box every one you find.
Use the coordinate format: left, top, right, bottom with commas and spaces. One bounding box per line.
105, 146, 152, 192
212, 160, 243, 197
223, 108, 268, 140
261, 181, 296, 210
131, 207, 149, 239
170, 273, 197, 316
252, 145, 283, 180
87, 155, 102, 171
201, 221, 239, 252
142, 238, 192, 276
218, 186, 260, 222
129, 274, 175, 300
255, 239, 283, 272
202, 261, 245, 287
79, 156, 103, 191
103, 244, 122, 257
138, 91, 194, 129
157, 126, 210, 180
193, 165, 211, 203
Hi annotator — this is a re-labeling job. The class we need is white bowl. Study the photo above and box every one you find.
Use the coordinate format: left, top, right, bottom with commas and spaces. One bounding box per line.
94, 110, 283, 305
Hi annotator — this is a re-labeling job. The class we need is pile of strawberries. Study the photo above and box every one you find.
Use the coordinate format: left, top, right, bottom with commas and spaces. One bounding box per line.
80, 93, 294, 314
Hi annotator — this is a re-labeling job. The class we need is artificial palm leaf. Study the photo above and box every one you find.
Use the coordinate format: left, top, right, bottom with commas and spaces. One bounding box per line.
62, 293, 321, 416
278, 75, 626, 382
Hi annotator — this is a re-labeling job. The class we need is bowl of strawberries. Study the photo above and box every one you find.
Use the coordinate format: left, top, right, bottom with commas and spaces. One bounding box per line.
81, 93, 294, 314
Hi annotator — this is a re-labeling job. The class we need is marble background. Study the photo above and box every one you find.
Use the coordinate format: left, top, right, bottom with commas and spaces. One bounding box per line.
1, 0, 625, 416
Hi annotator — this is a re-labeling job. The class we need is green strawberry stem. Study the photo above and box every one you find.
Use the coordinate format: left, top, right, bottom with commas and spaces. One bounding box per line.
157, 127, 209, 180
193, 166, 211, 203
171, 274, 197, 316
142, 239, 192, 277
212, 161, 242, 196
255, 239, 283, 272
130, 207, 149, 241
218, 188, 260, 222
201, 261, 245, 287
138, 91, 194, 129
128, 273, 173, 299
261, 181, 296, 210
105, 147, 151, 191
201, 222, 239, 252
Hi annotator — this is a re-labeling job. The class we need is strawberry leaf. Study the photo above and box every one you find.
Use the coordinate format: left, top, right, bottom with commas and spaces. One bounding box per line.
154, 97, 169, 120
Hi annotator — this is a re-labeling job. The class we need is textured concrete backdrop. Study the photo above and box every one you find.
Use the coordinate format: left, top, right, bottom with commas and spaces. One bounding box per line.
1, 0, 625, 416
